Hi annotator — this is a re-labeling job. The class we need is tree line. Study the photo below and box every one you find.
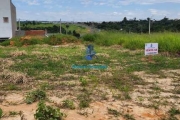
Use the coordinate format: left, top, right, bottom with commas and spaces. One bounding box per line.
83, 17, 180, 33
19, 21, 80, 38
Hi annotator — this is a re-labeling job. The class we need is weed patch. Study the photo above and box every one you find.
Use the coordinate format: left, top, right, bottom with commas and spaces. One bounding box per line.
25, 89, 46, 104
107, 108, 121, 117
0, 108, 2, 118
34, 101, 65, 120
62, 99, 75, 110
78, 91, 91, 109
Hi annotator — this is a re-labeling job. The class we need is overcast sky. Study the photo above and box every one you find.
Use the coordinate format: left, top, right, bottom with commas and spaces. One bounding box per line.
12, 0, 180, 22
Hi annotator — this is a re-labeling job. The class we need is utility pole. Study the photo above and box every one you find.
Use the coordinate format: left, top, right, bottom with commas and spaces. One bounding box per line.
60, 19, 62, 34
149, 18, 150, 34
149, 16, 153, 35
19, 18, 21, 31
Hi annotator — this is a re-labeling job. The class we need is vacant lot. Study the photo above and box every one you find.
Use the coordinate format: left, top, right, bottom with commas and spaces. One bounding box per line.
0, 44, 180, 120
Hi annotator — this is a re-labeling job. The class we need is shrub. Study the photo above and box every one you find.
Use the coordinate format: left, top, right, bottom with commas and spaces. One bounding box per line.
25, 89, 46, 104
82, 34, 97, 42
34, 101, 65, 120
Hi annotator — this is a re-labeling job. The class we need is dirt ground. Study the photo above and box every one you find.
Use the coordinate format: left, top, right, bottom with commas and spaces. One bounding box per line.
0, 70, 180, 120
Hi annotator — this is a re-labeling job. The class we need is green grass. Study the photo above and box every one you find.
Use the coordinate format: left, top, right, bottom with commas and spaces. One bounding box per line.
1, 34, 180, 119
83, 31, 180, 53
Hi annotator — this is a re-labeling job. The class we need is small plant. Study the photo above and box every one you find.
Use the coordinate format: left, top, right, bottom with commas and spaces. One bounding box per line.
9, 111, 18, 116
168, 107, 180, 116
25, 89, 46, 104
0, 108, 3, 118
6, 84, 19, 90
123, 114, 135, 120
62, 99, 75, 110
78, 93, 91, 109
174, 86, 180, 94
107, 108, 120, 117
40, 82, 53, 90
34, 101, 65, 120
124, 92, 131, 100
79, 77, 88, 87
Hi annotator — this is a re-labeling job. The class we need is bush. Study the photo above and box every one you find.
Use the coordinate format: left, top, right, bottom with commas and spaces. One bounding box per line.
0, 108, 3, 118
25, 89, 46, 104
34, 101, 65, 120
82, 34, 98, 42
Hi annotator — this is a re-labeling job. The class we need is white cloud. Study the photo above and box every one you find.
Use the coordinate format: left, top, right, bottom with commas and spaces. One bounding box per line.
44, 0, 53, 4
149, 9, 170, 16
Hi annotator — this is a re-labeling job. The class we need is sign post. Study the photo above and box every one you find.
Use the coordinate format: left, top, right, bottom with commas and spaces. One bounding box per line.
145, 43, 158, 56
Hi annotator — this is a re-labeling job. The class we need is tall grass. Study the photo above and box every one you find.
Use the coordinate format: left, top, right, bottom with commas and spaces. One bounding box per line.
83, 31, 180, 53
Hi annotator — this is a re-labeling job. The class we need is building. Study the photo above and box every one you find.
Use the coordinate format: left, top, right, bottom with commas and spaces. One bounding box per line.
0, 0, 17, 40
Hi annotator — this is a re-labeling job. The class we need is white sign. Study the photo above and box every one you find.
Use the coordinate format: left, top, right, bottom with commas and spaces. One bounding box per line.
145, 43, 158, 55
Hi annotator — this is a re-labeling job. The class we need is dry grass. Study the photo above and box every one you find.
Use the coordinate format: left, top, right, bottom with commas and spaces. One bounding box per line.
10, 50, 27, 57
0, 70, 28, 84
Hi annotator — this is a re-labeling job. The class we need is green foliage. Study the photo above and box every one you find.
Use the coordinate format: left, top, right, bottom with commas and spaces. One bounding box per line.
9, 111, 18, 116
168, 107, 180, 116
10, 37, 23, 47
78, 92, 91, 109
34, 101, 64, 120
20, 22, 89, 34
62, 99, 75, 110
25, 89, 46, 104
86, 17, 180, 33
40, 82, 54, 90
44, 34, 79, 45
123, 114, 135, 120
0, 40, 10, 46
0, 108, 3, 118
107, 108, 120, 117
82, 33, 98, 42
79, 77, 88, 87
92, 31, 180, 53
5, 84, 19, 90
22, 38, 43, 45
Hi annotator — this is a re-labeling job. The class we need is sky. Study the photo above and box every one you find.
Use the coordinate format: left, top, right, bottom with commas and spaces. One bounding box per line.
12, 0, 180, 22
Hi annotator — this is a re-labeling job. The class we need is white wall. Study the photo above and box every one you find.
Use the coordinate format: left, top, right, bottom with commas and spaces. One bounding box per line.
11, 2, 17, 37
0, 0, 16, 39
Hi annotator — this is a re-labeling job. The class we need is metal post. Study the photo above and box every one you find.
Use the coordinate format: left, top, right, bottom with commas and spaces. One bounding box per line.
149, 18, 150, 34
60, 19, 62, 34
